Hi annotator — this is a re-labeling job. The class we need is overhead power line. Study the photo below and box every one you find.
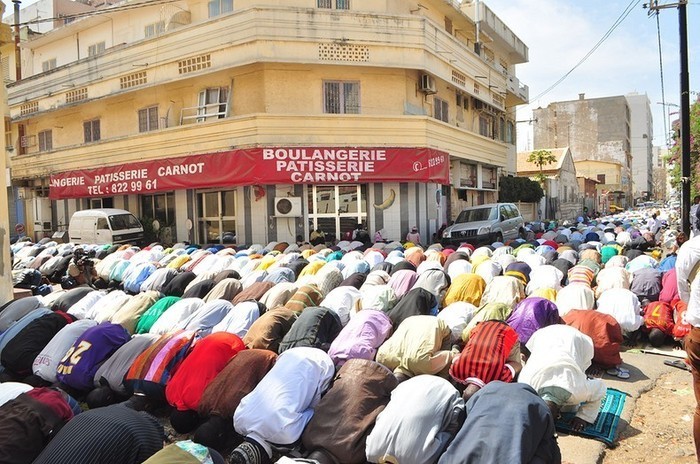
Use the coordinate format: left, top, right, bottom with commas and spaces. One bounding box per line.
530, 0, 642, 103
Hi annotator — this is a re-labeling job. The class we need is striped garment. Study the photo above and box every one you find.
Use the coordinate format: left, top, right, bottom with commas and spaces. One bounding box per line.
125, 330, 196, 399
567, 265, 596, 287
283, 284, 323, 313
450, 320, 518, 388
32, 404, 163, 464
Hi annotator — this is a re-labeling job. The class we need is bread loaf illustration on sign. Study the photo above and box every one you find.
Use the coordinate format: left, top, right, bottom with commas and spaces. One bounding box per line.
374, 189, 396, 210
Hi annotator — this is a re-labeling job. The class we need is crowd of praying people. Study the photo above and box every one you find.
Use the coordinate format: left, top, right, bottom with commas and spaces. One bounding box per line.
0, 207, 691, 464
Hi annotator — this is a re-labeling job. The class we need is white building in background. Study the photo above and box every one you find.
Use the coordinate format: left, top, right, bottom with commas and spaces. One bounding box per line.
626, 92, 654, 201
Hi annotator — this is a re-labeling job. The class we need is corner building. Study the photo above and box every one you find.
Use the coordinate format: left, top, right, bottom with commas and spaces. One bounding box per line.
6, 0, 528, 245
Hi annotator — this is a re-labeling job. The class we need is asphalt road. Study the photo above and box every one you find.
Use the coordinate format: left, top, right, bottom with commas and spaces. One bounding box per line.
559, 349, 687, 464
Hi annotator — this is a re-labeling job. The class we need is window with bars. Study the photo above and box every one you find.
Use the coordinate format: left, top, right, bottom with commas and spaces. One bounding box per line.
38, 130, 52, 152
323, 81, 360, 114
84, 119, 101, 143
318, 0, 349, 8
88, 41, 105, 57
42, 58, 57, 72
138, 106, 159, 132
208, 0, 233, 17
434, 97, 448, 123
144, 20, 166, 38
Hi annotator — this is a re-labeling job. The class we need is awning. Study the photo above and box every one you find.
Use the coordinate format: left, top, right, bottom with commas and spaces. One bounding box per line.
49, 147, 450, 199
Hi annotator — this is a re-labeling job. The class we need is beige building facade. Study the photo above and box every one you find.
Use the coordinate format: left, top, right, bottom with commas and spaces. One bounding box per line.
516, 147, 580, 221
5, 0, 528, 245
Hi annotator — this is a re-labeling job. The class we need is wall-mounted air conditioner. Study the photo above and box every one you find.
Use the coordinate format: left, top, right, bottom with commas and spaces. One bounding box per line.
274, 197, 302, 217
419, 74, 437, 94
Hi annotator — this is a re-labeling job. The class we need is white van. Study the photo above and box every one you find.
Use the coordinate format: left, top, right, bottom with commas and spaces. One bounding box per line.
68, 208, 144, 245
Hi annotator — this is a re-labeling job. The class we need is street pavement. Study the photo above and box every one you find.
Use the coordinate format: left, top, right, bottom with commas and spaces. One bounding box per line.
559, 349, 685, 464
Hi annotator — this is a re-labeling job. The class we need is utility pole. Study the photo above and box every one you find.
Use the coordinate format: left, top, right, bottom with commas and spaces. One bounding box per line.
646, 0, 691, 235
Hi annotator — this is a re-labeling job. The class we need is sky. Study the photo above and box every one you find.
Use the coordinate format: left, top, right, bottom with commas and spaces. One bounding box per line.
4, 0, 698, 150
485, 0, 700, 151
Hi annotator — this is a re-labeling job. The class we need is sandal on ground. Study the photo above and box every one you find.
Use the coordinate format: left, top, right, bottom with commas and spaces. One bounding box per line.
606, 367, 630, 379
664, 359, 692, 372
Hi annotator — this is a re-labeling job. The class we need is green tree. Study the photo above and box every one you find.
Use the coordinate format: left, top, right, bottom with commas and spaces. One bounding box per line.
668, 97, 700, 196
527, 149, 558, 186
499, 176, 544, 203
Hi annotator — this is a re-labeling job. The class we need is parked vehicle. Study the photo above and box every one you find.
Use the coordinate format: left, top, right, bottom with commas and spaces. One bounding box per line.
441, 203, 524, 245
68, 208, 144, 245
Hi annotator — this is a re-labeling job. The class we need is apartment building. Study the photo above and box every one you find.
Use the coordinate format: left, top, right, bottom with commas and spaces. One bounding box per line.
533, 93, 634, 209
4, 0, 528, 245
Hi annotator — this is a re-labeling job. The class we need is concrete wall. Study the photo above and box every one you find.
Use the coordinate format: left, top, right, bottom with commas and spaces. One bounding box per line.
626, 93, 653, 198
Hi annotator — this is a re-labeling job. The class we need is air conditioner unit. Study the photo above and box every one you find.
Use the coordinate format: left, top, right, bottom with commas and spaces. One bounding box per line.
419, 74, 437, 94
274, 197, 302, 217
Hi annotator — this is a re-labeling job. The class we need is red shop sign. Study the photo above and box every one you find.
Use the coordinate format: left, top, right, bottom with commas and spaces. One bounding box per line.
49, 147, 450, 200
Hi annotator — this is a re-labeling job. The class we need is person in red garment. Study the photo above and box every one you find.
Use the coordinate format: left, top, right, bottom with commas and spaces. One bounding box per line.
449, 320, 522, 401
165, 332, 247, 433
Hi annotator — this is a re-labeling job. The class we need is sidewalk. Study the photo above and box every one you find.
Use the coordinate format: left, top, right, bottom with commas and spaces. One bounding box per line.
559, 350, 680, 464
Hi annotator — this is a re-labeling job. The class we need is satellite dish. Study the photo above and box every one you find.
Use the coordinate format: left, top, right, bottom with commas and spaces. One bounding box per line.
152, 219, 160, 231
185, 219, 193, 231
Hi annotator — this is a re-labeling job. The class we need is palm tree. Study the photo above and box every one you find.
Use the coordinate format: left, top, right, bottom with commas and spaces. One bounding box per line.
527, 149, 557, 220
527, 149, 557, 186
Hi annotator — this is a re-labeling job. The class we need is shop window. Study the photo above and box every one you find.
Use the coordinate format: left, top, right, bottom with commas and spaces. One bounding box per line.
138, 106, 159, 132
38, 130, 52, 152
142, 192, 175, 225
198, 190, 236, 244
83, 119, 101, 143
323, 81, 360, 114
90, 198, 113, 209
208, 0, 233, 17
434, 97, 449, 123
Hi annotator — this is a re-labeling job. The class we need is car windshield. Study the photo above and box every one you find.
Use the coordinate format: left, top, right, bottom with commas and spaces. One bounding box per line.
455, 207, 496, 223
109, 214, 141, 231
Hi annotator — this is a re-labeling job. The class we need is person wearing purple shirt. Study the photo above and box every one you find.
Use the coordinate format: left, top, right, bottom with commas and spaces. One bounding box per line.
506, 297, 562, 347
328, 309, 393, 367
56, 322, 130, 395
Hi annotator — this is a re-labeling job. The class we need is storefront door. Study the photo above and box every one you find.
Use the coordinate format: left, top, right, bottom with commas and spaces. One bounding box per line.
308, 185, 367, 242
197, 189, 237, 244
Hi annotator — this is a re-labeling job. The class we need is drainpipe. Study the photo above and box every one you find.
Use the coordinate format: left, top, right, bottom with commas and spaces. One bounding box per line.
12, 0, 21, 81
474, 0, 480, 55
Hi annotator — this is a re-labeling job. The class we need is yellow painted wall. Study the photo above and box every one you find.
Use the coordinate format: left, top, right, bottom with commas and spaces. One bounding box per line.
575, 161, 622, 185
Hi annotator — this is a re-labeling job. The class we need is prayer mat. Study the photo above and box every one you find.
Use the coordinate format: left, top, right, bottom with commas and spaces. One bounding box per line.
555, 388, 627, 447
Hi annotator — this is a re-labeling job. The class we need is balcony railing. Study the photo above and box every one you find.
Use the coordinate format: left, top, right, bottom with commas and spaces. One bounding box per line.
180, 102, 230, 125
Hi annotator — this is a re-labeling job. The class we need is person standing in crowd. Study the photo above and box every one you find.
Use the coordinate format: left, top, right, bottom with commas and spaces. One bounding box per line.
691, 196, 700, 238
676, 234, 700, 459
406, 226, 421, 245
